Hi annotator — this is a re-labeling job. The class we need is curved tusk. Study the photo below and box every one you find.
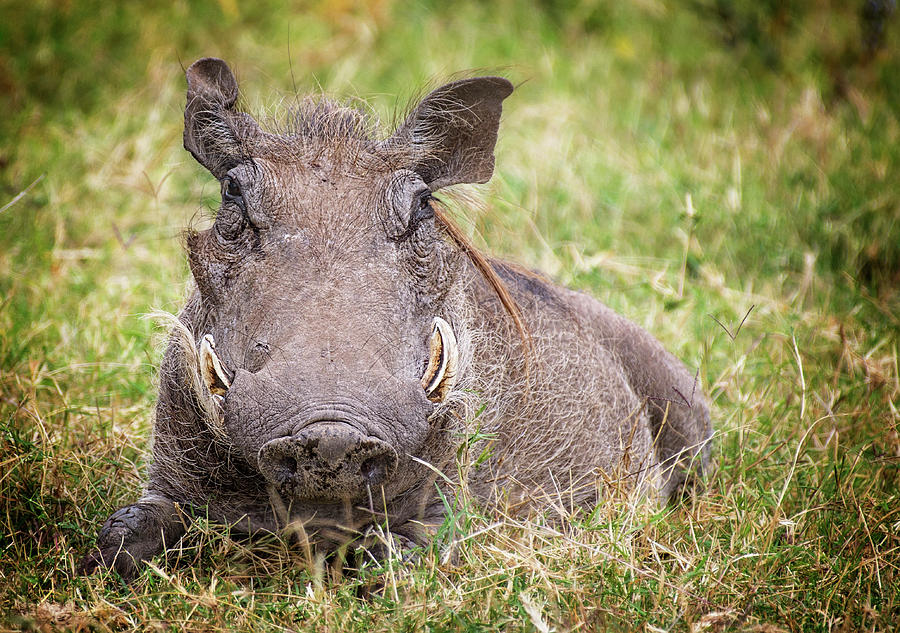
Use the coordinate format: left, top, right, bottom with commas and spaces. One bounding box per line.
200, 334, 232, 396
421, 317, 458, 402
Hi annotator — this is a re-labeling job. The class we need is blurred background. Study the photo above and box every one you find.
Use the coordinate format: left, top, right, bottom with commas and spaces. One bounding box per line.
1, 1, 899, 628
2, 0, 898, 298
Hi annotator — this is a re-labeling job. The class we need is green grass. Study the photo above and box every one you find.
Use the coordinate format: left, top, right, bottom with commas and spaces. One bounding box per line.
2, 0, 899, 630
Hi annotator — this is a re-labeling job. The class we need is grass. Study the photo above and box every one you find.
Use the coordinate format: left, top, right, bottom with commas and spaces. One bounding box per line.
1, 0, 899, 630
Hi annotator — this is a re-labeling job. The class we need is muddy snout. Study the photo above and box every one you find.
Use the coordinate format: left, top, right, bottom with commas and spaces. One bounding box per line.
257, 423, 398, 501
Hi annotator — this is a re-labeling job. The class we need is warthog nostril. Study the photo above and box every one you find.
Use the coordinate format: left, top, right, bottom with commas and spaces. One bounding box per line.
268, 454, 298, 484
360, 454, 392, 487
257, 423, 398, 501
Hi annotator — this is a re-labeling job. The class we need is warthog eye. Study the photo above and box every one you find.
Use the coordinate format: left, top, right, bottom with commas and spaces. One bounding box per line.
391, 189, 436, 242
412, 190, 436, 225
222, 176, 244, 206
216, 174, 254, 241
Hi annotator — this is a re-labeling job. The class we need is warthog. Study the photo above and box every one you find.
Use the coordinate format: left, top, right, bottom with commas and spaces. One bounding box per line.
83, 58, 712, 579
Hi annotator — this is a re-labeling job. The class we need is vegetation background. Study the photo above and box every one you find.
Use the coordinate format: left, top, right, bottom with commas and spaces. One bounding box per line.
1, 0, 898, 631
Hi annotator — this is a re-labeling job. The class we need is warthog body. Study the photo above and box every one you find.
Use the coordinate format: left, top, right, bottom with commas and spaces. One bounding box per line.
84, 58, 712, 578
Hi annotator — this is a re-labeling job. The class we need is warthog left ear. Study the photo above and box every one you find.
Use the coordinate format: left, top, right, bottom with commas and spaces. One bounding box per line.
184, 57, 260, 178
388, 76, 514, 190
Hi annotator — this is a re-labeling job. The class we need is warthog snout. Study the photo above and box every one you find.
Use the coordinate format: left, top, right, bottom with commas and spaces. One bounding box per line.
257, 423, 399, 501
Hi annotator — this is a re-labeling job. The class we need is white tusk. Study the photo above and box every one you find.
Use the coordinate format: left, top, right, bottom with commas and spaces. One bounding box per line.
421, 317, 458, 402
200, 334, 232, 396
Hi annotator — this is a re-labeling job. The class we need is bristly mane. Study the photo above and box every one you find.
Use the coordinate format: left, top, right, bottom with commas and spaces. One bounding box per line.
274, 97, 378, 145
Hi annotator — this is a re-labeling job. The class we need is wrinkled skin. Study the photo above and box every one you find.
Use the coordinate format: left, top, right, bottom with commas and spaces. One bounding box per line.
82, 58, 713, 579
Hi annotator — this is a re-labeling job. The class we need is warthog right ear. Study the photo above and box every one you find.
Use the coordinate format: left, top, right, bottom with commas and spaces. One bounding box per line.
387, 76, 514, 190
184, 58, 258, 178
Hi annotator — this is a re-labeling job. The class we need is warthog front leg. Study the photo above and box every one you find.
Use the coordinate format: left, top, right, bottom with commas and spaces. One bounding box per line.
81, 496, 188, 580
354, 530, 422, 568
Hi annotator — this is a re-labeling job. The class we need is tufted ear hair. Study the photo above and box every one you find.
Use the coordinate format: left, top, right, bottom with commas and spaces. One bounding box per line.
387, 76, 514, 190
184, 57, 259, 178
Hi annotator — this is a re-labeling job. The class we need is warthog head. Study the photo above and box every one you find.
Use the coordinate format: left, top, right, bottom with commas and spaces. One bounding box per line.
182, 58, 513, 508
